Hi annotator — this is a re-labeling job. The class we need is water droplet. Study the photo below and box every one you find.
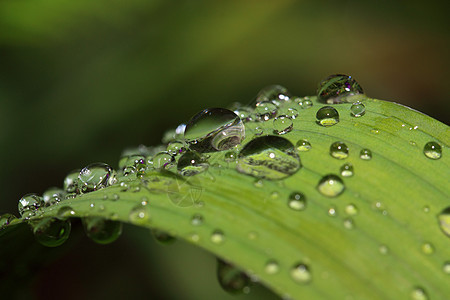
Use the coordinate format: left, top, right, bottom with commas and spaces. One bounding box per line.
119, 155, 146, 176
273, 115, 293, 135
328, 206, 337, 216
438, 207, 450, 237
411, 287, 428, 300
370, 128, 380, 135
256, 84, 290, 104
254, 127, 264, 136
184, 108, 245, 152
317, 175, 345, 197
345, 204, 358, 215
423, 141, 442, 160
63, 169, 80, 193
270, 191, 280, 199
233, 107, 253, 122
78, 163, 117, 193
360, 149, 372, 160
129, 204, 150, 225
152, 152, 174, 169
296, 139, 311, 152
166, 140, 185, 156
316, 106, 340, 126
211, 229, 225, 244
329, 142, 349, 159
350, 101, 366, 117
279, 107, 299, 119
224, 151, 237, 162
254, 179, 264, 188
295, 97, 313, 109
177, 151, 209, 176
237, 136, 301, 180
42, 187, 65, 206
423, 206, 430, 213
18, 193, 44, 219
152, 229, 176, 244
379, 245, 389, 255
82, 217, 122, 244
288, 192, 306, 211
32, 217, 71, 247
57, 206, 76, 219
191, 214, 204, 226
443, 261, 450, 274
343, 218, 354, 229
255, 101, 277, 121
265, 260, 280, 274
340, 163, 354, 177
317, 74, 364, 104
421, 242, 434, 255
217, 259, 251, 294
0, 213, 16, 229
290, 263, 311, 284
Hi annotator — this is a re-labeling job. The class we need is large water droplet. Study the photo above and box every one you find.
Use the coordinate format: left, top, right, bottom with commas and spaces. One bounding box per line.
423, 141, 442, 160
296, 139, 311, 152
317, 175, 345, 197
438, 207, 450, 237
177, 151, 209, 176
273, 115, 293, 135
340, 163, 354, 177
42, 187, 65, 206
290, 263, 311, 284
82, 217, 122, 244
18, 193, 44, 219
217, 259, 251, 294
184, 108, 244, 152
78, 163, 117, 193
330, 142, 349, 159
236, 136, 301, 180
32, 217, 71, 247
316, 106, 339, 126
410, 287, 428, 300
317, 74, 364, 104
288, 192, 307, 211
64, 169, 80, 193
350, 101, 366, 117
255, 101, 277, 121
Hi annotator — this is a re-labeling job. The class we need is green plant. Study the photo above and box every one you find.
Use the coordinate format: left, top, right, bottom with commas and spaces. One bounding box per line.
1, 76, 449, 299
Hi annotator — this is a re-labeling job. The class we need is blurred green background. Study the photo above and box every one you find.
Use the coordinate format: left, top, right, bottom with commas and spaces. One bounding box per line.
0, 0, 448, 299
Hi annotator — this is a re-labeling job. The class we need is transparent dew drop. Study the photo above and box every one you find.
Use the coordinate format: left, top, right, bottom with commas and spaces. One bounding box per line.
296, 139, 311, 152
256, 85, 290, 105
177, 151, 209, 176
317, 74, 364, 104
410, 287, 428, 300
345, 204, 358, 215
152, 229, 176, 244
340, 163, 354, 177
184, 108, 245, 152
119, 155, 146, 176
18, 193, 44, 219
288, 192, 307, 211
360, 149, 372, 160
191, 214, 204, 226
330, 142, 349, 159
295, 97, 313, 109
42, 187, 65, 206
379, 245, 389, 255
82, 217, 122, 244
0, 213, 16, 229
78, 163, 117, 194
343, 218, 354, 229
316, 106, 340, 126
265, 260, 280, 275
233, 107, 253, 122
328, 206, 337, 217
236, 136, 301, 180
217, 259, 251, 294
129, 204, 150, 225
273, 115, 293, 135
167, 141, 184, 156
421, 242, 435, 255
290, 263, 312, 284
152, 152, 174, 169
32, 217, 71, 247
224, 151, 237, 162
443, 261, 450, 274
57, 206, 76, 219
63, 169, 80, 193
350, 101, 366, 117
211, 229, 225, 244
423, 141, 442, 160
438, 207, 450, 237
317, 175, 345, 197
255, 101, 278, 121
279, 107, 299, 119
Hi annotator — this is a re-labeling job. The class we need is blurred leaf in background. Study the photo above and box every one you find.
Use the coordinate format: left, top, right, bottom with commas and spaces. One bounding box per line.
0, 0, 448, 299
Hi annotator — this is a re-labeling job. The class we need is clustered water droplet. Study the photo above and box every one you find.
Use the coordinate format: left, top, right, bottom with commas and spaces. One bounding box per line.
18, 193, 44, 219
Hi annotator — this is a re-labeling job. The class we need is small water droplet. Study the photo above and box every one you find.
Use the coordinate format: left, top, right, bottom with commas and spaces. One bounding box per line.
63, 169, 80, 193
317, 74, 364, 104
248, 231, 259, 240
256, 85, 290, 105
318, 175, 345, 197
265, 260, 280, 274
343, 218, 354, 229
217, 259, 251, 294
42, 187, 65, 206
233, 107, 253, 122
370, 128, 380, 135
443, 261, 450, 274
119, 155, 146, 176
191, 214, 204, 226
32, 217, 71, 247
423, 206, 430, 213
224, 151, 237, 162
379, 245, 389, 255
166, 140, 185, 156
18, 193, 44, 219
295, 97, 313, 109
340, 163, 354, 177
152, 152, 174, 169
254, 127, 264, 136
152, 229, 176, 244
78, 163, 117, 193
296, 139, 311, 152
345, 204, 358, 215
0, 213, 16, 229
410, 287, 428, 300
211, 229, 225, 244
288, 192, 307, 211
177, 151, 209, 176
270, 191, 280, 199
316, 106, 340, 126
438, 207, 450, 237
360, 149, 372, 160
350, 101, 366, 117
237, 136, 301, 180
273, 115, 293, 135
421, 242, 434, 255
423, 141, 442, 160
255, 101, 278, 121
129, 204, 150, 225
82, 217, 122, 244
57, 206, 76, 219
290, 263, 311, 284
328, 206, 337, 216
254, 179, 264, 188
330, 142, 349, 159
279, 107, 299, 119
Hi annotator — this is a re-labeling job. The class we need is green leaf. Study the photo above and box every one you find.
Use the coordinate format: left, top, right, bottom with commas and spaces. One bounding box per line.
1, 96, 449, 299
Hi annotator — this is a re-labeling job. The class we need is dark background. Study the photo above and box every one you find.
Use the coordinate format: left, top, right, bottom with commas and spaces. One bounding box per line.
0, 1, 448, 299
